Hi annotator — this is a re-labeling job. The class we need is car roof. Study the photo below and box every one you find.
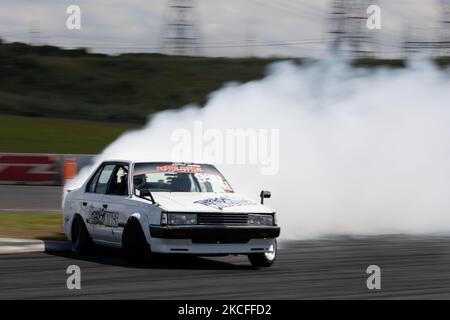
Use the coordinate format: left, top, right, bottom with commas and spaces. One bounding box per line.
100, 160, 213, 166
100, 160, 132, 164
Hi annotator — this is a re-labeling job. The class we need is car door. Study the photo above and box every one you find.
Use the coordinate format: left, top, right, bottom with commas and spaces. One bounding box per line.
81, 166, 102, 235
84, 163, 116, 243
101, 163, 130, 245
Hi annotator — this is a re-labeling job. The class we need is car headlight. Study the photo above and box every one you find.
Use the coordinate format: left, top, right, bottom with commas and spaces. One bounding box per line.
247, 214, 274, 226
167, 213, 197, 225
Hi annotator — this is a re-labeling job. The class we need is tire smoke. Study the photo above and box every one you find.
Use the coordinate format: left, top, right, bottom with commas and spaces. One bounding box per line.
68, 60, 450, 239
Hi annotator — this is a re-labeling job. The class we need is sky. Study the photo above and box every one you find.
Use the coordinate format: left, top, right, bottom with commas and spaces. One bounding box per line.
0, 0, 445, 58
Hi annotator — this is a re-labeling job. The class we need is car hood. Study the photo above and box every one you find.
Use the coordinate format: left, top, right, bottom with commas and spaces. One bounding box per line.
152, 192, 274, 213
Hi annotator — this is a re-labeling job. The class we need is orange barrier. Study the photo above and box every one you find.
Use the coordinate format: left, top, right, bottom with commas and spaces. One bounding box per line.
63, 157, 77, 180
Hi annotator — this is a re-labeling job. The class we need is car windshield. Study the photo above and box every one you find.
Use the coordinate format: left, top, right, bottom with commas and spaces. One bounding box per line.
133, 162, 233, 193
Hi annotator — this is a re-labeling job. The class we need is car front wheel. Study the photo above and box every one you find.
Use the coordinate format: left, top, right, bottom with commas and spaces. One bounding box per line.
248, 240, 277, 267
122, 218, 151, 263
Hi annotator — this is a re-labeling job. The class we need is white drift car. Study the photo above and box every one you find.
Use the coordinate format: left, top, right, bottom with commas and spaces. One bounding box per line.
63, 161, 280, 267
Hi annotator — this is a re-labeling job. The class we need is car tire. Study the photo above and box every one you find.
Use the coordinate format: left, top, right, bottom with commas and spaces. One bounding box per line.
71, 215, 93, 254
122, 218, 151, 263
248, 240, 277, 267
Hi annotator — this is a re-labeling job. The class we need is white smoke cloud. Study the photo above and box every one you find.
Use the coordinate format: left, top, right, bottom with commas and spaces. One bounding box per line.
68, 60, 450, 239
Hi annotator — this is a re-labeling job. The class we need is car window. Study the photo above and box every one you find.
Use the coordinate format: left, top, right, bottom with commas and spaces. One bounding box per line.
95, 164, 115, 194
106, 165, 129, 196
133, 163, 233, 193
86, 167, 102, 193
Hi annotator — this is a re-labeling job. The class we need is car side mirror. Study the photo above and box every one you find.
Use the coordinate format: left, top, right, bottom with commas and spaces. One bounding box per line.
139, 189, 155, 204
260, 190, 271, 204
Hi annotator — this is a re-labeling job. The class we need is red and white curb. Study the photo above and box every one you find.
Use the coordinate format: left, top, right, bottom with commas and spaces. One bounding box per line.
0, 238, 71, 254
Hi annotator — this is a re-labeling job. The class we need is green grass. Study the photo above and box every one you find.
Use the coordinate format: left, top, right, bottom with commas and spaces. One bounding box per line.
0, 115, 134, 153
0, 42, 280, 123
0, 213, 65, 240
2, 41, 450, 125
352, 58, 407, 68
2, 42, 450, 154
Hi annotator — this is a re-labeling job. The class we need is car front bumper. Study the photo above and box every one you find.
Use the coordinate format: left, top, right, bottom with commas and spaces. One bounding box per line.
149, 225, 280, 254
150, 225, 280, 242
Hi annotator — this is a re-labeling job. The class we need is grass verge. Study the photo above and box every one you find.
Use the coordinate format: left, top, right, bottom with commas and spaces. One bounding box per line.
0, 213, 66, 241
0, 115, 135, 154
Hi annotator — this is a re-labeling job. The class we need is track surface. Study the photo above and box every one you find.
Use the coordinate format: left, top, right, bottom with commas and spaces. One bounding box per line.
0, 185, 62, 213
2, 236, 450, 299
2, 186, 450, 299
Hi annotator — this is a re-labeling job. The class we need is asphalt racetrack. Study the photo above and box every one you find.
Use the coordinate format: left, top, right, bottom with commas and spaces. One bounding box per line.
2, 186, 450, 299
2, 236, 450, 299
0, 185, 62, 213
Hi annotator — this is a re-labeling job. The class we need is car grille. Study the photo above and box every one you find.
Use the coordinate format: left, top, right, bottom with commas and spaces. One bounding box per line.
197, 213, 248, 225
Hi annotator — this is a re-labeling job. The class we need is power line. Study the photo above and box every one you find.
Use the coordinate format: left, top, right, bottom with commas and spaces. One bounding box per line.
159, 0, 202, 56
402, 0, 450, 56
437, 0, 450, 55
328, 0, 378, 57
29, 21, 41, 46
48, 38, 332, 51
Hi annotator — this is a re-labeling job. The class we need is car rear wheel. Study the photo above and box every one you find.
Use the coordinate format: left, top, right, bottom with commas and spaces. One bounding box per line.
122, 218, 151, 263
71, 215, 93, 254
248, 240, 277, 267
